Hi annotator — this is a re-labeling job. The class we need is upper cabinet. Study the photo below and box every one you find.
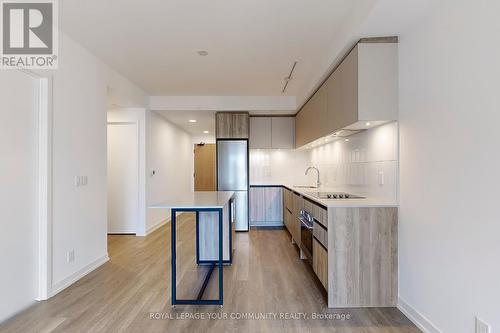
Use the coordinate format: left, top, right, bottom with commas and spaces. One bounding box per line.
249, 117, 272, 148
216, 112, 249, 139
271, 117, 295, 149
249, 116, 295, 149
295, 41, 398, 148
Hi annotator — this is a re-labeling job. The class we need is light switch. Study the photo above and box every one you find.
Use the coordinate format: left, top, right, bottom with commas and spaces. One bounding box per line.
74, 176, 81, 187
378, 171, 385, 186
67, 250, 75, 263
476, 317, 491, 333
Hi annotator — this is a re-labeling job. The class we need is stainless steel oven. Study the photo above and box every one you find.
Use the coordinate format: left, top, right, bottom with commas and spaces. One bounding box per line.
299, 209, 314, 261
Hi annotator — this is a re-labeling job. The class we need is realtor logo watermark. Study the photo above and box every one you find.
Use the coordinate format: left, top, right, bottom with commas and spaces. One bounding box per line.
1, 0, 58, 69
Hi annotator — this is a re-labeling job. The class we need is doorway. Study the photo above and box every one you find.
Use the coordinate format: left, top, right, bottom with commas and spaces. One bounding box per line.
107, 122, 139, 234
194, 143, 216, 191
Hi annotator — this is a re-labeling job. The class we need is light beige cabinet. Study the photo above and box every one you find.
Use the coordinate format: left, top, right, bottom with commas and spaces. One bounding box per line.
313, 238, 328, 290
295, 41, 398, 148
290, 191, 303, 243
249, 117, 295, 149
328, 207, 398, 307
271, 117, 295, 148
249, 117, 272, 148
249, 186, 283, 226
283, 187, 292, 232
216, 112, 249, 139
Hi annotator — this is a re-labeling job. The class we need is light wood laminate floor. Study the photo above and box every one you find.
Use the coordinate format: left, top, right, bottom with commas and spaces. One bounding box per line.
1, 213, 420, 333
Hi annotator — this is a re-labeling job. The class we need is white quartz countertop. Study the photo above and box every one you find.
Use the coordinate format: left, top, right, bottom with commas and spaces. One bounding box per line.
250, 183, 398, 208
149, 191, 234, 209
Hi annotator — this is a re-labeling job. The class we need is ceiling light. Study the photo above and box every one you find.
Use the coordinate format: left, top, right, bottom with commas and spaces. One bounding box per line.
189, 119, 197, 123
197, 50, 208, 56
203, 130, 209, 134
344, 139, 349, 142
365, 122, 371, 126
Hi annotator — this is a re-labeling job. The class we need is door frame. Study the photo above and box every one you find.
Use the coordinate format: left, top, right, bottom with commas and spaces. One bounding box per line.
19, 69, 53, 301
107, 121, 140, 234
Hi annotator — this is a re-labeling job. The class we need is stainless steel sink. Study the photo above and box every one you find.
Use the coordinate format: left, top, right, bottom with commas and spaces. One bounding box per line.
293, 185, 318, 189
306, 192, 365, 199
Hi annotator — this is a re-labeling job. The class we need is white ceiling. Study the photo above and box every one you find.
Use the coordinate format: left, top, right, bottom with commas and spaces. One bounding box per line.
60, 0, 358, 98
156, 110, 216, 136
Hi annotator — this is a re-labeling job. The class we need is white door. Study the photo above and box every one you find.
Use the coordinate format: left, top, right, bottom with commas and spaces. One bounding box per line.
107, 123, 139, 234
0, 71, 38, 321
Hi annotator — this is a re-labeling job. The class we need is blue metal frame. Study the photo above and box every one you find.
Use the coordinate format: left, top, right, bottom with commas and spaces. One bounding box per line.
171, 203, 231, 306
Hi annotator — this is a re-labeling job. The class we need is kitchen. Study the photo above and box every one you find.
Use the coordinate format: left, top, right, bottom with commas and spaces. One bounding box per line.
150, 39, 399, 311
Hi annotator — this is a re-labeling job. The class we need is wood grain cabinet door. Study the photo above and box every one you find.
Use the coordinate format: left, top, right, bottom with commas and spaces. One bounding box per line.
216, 112, 232, 138
231, 113, 249, 138
291, 192, 303, 242
313, 238, 328, 289
264, 187, 283, 222
216, 112, 249, 138
249, 187, 266, 223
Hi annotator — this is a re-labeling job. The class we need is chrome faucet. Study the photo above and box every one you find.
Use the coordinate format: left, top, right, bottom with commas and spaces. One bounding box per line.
305, 166, 321, 188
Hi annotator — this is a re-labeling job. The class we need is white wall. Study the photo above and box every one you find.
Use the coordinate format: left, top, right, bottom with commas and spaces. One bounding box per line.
398, 0, 500, 332
146, 112, 193, 232
0, 71, 38, 322
47, 32, 147, 297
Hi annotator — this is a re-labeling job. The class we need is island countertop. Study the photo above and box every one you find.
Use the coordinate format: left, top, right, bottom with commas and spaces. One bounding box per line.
149, 191, 235, 209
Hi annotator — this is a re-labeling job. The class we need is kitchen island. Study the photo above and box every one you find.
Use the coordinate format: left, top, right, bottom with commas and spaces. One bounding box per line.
149, 191, 235, 306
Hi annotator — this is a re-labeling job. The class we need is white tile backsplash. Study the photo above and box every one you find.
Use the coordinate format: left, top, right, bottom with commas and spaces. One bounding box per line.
250, 149, 310, 185
250, 122, 399, 202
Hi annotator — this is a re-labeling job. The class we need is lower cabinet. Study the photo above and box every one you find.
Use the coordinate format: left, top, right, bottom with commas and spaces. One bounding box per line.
249, 186, 283, 226
313, 238, 328, 290
282, 188, 301, 243
290, 191, 303, 243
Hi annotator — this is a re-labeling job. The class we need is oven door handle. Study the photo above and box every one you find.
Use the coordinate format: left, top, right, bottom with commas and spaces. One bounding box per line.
299, 217, 314, 230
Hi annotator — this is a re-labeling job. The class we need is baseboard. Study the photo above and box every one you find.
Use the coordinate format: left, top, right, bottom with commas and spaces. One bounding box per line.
144, 217, 170, 236
397, 297, 442, 333
50, 254, 109, 297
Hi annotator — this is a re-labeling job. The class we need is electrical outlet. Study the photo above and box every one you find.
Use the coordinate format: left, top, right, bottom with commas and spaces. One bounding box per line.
476, 317, 491, 333
67, 250, 75, 263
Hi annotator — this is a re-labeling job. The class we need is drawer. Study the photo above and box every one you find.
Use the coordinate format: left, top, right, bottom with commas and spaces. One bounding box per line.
313, 220, 328, 249
304, 198, 327, 228
313, 238, 328, 290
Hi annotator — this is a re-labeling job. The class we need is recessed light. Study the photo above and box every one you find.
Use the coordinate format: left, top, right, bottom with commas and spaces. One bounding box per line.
365, 122, 371, 126
197, 50, 208, 56
344, 139, 349, 142
189, 119, 197, 123
203, 130, 209, 134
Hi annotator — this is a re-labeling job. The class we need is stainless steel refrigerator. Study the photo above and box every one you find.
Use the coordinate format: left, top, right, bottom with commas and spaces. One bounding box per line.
217, 140, 248, 231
